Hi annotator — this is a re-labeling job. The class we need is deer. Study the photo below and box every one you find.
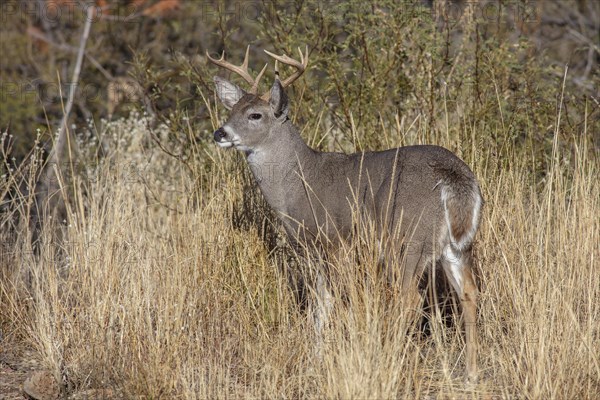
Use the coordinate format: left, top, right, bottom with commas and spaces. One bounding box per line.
207, 46, 483, 383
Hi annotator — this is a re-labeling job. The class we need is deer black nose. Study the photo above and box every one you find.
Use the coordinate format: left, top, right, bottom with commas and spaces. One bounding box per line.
213, 128, 226, 141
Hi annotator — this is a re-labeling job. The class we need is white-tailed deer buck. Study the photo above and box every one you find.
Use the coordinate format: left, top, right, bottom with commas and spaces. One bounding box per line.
208, 46, 483, 382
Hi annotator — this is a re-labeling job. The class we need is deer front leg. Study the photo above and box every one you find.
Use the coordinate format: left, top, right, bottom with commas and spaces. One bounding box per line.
313, 272, 334, 357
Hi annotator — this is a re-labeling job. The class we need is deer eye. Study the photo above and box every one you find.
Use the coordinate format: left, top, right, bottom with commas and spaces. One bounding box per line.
249, 113, 262, 121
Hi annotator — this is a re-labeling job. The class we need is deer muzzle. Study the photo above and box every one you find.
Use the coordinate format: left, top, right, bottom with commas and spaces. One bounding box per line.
213, 128, 227, 142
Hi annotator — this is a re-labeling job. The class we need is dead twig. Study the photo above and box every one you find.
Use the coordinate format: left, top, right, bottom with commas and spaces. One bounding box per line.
32, 7, 95, 239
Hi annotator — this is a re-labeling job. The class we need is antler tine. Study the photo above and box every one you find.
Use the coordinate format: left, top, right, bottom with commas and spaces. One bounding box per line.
263, 45, 309, 89
251, 63, 268, 94
241, 45, 250, 70
206, 45, 266, 95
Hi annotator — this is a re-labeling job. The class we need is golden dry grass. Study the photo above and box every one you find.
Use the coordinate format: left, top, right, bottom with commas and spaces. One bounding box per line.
1, 92, 599, 400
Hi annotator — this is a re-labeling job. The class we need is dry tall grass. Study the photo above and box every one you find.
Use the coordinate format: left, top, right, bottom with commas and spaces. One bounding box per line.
1, 88, 598, 399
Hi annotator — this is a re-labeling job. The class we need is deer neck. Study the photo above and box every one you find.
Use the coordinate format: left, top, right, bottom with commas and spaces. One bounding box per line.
246, 121, 315, 212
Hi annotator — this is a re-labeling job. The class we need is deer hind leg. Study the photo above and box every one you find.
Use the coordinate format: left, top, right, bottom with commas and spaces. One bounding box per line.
397, 250, 427, 328
441, 245, 478, 383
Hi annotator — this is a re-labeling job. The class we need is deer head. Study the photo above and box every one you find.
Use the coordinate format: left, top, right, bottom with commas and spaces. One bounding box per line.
207, 46, 309, 152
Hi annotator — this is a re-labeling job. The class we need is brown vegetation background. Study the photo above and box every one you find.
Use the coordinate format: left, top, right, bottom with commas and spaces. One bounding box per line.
0, 0, 599, 399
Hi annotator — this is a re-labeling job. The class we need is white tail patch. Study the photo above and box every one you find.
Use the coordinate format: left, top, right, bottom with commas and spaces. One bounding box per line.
441, 182, 482, 251
443, 244, 464, 292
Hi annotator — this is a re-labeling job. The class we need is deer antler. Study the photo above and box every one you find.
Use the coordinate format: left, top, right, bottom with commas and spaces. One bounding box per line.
206, 45, 267, 95
261, 46, 309, 100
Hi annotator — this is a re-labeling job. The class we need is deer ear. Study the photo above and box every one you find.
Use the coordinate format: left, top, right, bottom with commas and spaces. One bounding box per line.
269, 79, 289, 120
214, 76, 246, 110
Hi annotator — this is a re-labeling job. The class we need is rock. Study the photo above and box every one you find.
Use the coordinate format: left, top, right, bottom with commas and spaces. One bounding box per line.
23, 370, 60, 400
